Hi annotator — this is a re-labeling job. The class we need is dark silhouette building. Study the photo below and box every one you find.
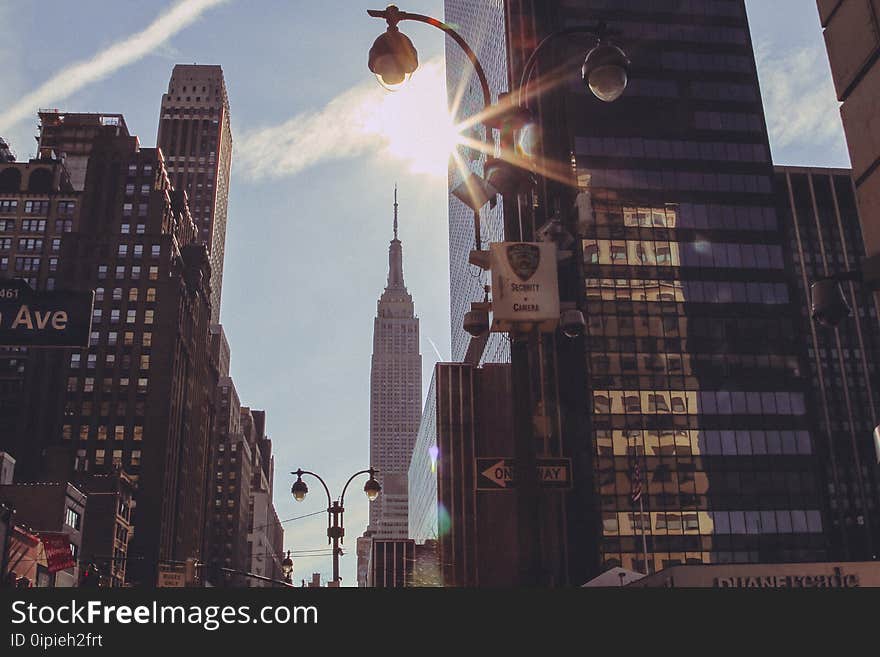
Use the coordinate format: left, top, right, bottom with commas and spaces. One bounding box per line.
776, 165, 880, 561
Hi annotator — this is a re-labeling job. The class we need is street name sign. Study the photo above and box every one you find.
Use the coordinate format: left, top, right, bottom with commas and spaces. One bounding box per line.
476, 457, 572, 490
0, 279, 93, 347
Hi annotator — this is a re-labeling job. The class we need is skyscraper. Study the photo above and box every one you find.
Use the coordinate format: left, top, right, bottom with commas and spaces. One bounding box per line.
445, 0, 509, 364
437, 0, 829, 584
0, 115, 216, 584
157, 65, 233, 323
776, 165, 880, 561
368, 189, 422, 540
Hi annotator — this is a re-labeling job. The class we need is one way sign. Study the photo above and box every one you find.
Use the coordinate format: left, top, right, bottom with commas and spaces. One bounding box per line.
476, 457, 572, 491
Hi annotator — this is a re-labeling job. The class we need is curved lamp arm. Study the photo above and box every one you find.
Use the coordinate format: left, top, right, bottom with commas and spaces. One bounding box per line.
517, 23, 615, 107
292, 468, 333, 509
368, 6, 492, 124
340, 467, 378, 508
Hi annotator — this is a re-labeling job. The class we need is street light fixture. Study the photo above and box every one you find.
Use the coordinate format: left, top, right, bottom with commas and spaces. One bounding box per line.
281, 550, 294, 584
290, 467, 380, 586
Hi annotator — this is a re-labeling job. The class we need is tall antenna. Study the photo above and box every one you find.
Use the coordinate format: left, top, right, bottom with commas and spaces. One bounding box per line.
393, 184, 399, 241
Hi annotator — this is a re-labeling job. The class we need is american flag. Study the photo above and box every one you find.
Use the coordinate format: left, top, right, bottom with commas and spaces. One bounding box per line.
630, 458, 643, 504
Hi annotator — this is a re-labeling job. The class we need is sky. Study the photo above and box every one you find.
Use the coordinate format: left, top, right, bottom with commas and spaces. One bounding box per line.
0, 0, 850, 586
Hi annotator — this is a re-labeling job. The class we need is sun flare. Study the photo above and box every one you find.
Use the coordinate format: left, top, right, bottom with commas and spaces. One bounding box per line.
361, 58, 463, 177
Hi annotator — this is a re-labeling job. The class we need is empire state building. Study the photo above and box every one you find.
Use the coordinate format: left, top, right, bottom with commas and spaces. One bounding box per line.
368, 189, 422, 539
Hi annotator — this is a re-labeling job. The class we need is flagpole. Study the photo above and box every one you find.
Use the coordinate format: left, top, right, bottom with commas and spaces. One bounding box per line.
639, 492, 649, 575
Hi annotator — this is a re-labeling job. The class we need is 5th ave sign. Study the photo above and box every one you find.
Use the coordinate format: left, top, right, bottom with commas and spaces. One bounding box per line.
0, 279, 93, 348
476, 457, 572, 490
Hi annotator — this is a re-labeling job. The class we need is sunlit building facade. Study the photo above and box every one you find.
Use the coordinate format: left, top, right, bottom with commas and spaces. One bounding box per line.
157, 65, 233, 323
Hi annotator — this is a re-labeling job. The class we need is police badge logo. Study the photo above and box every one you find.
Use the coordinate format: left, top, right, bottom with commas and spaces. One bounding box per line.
507, 243, 541, 282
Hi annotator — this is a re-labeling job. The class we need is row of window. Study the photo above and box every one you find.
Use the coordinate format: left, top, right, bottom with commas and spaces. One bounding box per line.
125, 184, 153, 196
67, 377, 150, 394
584, 278, 790, 304
579, 168, 773, 194
596, 19, 747, 45
88, 331, 153, 347
127, 163, 154, 176
589, 202, 778, 231
96, 265, 160, 280
562, 0, 743, 18
590, 352, 799, 379
70, 353, 150, 370
577, 136, 767, 163
92, 308, 155, 325
95, 287, 157, 302
592, 390, 807, 416
0, 218, 73, 233
595, 428, 813, 457
63, 424, 145, 441
660, 51, 752, 74
116, 244, 162, 258
695, 111, 763, 133
605, 78, 759, 101
584, 238, 786, 270
65, 400, 145, 418
602, 509, 823, 536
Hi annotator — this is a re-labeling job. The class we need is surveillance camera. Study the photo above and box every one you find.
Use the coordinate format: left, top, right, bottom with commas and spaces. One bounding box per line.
463, 308, 489, 337
560, 308, 586, 338
810, 278, 851, 328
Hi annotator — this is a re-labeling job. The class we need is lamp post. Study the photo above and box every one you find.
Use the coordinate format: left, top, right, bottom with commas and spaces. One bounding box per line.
367, 5, 629, 586
290, 467, 380, 586
281, 550, 294, 584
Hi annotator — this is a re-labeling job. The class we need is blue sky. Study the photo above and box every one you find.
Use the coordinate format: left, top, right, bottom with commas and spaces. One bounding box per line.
0, 0, 849, 586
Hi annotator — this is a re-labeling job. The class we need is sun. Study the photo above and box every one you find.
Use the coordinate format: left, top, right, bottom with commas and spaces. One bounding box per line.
364, 58, 464, 177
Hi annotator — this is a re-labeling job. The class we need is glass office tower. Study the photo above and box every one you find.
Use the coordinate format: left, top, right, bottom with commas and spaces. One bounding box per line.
569, 0, 825, 572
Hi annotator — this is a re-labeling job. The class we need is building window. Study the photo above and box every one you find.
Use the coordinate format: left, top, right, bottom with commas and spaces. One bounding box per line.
133, 426, 143, 441
142, 333, 152, 347
131, 450, 141, 466
144, 310, 154, 324
95, 450, 106, 466
65, 507, 81, 530
126, 310, 136, 324
115, 426, 125, 441
146, 288, 156, 302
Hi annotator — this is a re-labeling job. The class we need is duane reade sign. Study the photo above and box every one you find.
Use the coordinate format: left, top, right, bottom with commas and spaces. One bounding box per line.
490, 241, 560, 332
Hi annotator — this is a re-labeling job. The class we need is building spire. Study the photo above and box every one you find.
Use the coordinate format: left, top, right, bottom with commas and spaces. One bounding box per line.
386, 185, 405, 290
393, 184, 399, 241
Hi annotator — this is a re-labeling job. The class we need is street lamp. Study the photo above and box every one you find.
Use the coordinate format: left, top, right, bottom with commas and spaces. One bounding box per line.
290, 467, 380, 586
281, 550, 294, 584
366, 5, 629, 587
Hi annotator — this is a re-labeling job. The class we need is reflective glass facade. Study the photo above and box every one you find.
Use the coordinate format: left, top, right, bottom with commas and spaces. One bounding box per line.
445, 0, 509, 363
568, 0, 826, 571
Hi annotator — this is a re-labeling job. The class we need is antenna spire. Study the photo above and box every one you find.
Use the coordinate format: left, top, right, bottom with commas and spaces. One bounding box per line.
393, 184, 399, 241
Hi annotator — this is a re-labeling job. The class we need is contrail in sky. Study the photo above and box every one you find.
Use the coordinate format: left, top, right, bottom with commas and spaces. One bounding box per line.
426, 337, 447, 363
0, 0, 228, 131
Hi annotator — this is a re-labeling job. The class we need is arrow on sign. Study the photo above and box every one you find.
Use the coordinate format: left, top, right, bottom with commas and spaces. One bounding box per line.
481, 460, 513, 488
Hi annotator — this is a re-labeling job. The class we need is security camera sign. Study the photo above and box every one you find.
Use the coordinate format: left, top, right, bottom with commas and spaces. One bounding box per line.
490, 241, 559, 333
